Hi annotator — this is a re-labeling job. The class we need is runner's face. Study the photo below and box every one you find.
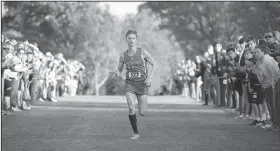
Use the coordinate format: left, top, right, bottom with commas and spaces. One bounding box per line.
126, 34, 137, 47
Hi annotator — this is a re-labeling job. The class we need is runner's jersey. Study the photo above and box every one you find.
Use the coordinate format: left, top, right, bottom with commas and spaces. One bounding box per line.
123, 48, 147, 82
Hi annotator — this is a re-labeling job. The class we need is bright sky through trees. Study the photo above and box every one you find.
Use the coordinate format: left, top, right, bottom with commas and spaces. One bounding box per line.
99, 2, 143, 19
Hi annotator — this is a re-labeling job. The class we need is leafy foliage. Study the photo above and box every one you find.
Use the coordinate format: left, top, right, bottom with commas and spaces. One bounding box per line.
3, 2, 279, 95
139, 1, 280, 57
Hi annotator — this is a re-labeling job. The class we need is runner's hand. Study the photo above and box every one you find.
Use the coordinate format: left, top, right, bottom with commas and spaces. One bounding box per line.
144, 77, 151, 87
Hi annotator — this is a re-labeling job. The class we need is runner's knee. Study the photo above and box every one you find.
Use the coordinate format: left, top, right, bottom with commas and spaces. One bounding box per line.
137, 95, 147, 116
139, 111, 145, 116
128, 106, 136, 115
126, 92, 137, 115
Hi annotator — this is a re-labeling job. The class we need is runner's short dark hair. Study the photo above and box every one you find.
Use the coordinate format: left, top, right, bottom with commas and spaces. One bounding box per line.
126, 30, 137, 38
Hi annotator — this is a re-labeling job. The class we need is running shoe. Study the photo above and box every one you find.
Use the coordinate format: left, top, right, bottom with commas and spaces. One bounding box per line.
131, 133, 140, 140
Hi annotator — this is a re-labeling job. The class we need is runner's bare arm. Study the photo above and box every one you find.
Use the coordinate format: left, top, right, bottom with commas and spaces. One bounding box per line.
142, 49, 157, 79
116, 54, 125, 75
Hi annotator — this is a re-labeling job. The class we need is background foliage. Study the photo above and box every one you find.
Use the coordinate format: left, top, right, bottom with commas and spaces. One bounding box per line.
2, 1, 280, 95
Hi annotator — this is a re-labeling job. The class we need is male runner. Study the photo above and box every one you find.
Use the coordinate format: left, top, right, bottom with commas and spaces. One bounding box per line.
115, 30, 157, 139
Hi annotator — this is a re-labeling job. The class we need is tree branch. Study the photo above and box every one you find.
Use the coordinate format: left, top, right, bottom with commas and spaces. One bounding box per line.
194, 18, 213, 44
196, 6, 215, 43
97, 74, 109, 88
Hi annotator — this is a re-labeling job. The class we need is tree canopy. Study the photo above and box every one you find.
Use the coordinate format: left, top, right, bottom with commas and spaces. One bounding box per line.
2, 1, 280, 95
139, 1, 280, 57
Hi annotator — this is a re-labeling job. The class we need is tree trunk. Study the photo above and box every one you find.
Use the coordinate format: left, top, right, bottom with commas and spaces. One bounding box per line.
94, 62, 109, 96
95, 63, 100, 96
95, 83, 100, 96
168, 78, 173, 94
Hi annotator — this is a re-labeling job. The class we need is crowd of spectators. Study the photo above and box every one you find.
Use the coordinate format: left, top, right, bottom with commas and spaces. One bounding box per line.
177, 31, 280, 131
1, 34, 85, 115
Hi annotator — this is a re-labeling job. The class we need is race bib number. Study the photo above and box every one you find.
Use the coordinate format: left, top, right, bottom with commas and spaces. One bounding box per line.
253, 93, 257, 99
128, 72, 141, 78
223, 79, 227, 84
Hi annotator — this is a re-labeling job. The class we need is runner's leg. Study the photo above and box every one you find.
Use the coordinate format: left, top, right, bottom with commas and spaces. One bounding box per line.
126, 92, 139, 135
137, 94, 147, 116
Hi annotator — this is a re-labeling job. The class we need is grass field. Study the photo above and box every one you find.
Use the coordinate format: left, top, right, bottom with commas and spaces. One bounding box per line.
2, 96, 280, 151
